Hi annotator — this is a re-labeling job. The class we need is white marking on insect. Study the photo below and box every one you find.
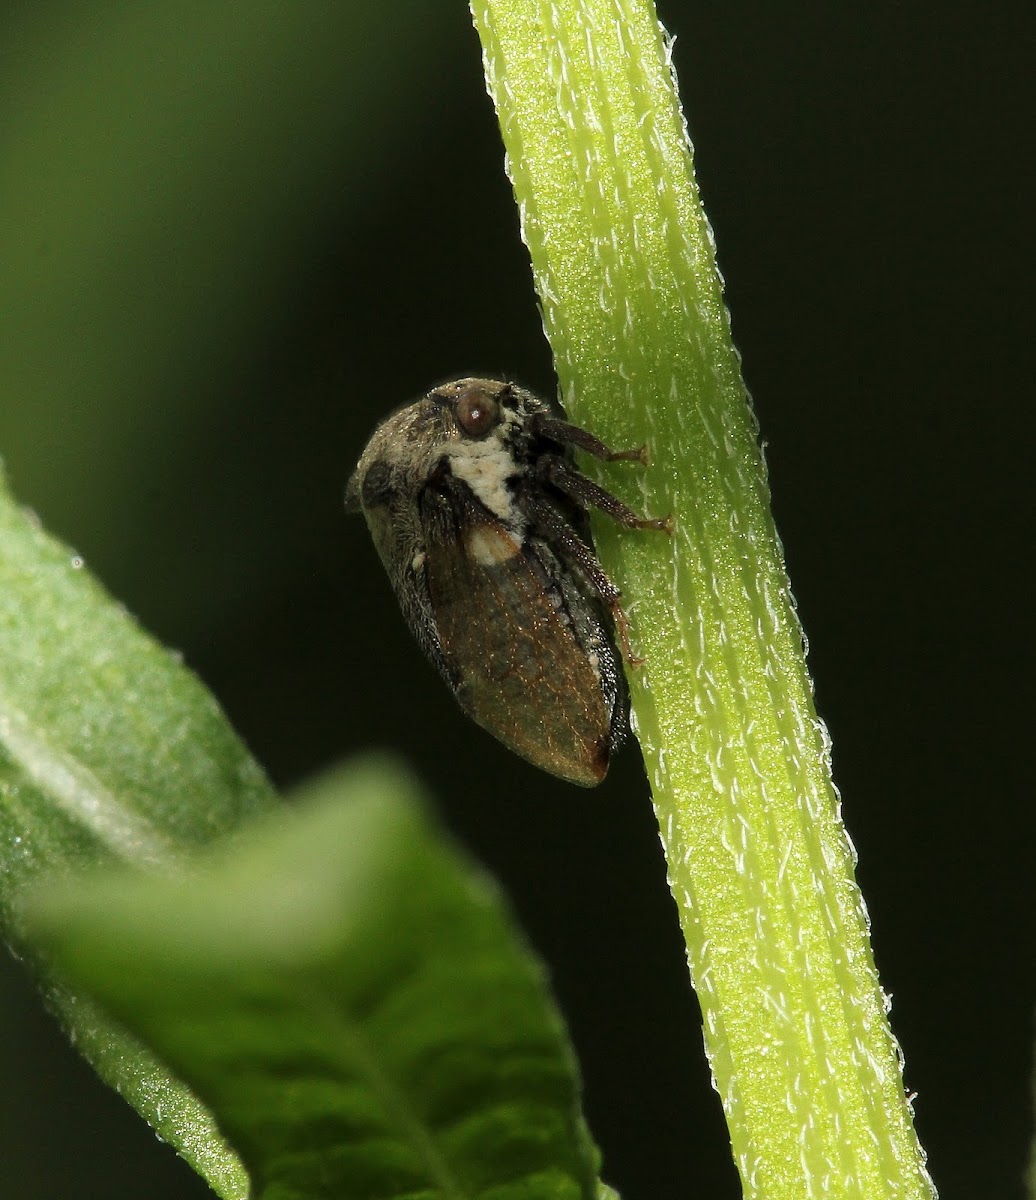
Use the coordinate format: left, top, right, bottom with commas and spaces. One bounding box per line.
466, 526, 522, 567
447, 436, 525, 529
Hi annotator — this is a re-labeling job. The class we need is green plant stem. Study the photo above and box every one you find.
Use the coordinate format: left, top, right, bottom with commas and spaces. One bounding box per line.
469, 2, 934, 1197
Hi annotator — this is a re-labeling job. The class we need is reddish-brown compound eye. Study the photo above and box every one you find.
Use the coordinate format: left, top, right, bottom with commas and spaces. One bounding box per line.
455, 387, 500, 439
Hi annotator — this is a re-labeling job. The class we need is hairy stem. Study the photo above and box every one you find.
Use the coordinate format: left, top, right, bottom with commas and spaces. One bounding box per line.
470, 2, 935, 1196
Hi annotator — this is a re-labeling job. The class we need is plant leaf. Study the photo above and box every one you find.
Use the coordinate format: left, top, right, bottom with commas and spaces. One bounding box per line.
0, 466, 277, 1197
24, 758, 603, 1200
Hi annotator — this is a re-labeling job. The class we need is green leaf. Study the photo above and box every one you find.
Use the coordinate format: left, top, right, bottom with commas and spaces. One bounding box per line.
0, 465, 277, 1197
24, 758, 603, 1200
470, 2, 934, 1197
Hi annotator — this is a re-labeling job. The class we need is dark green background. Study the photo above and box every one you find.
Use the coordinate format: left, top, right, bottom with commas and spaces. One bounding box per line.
0, 3, 1029, 1198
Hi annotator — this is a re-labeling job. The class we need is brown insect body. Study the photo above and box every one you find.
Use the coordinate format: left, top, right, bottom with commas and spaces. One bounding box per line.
345, 378, 669, 786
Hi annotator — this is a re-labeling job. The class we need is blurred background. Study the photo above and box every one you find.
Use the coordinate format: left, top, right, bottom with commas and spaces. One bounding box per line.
0, 2, 1030, 1197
